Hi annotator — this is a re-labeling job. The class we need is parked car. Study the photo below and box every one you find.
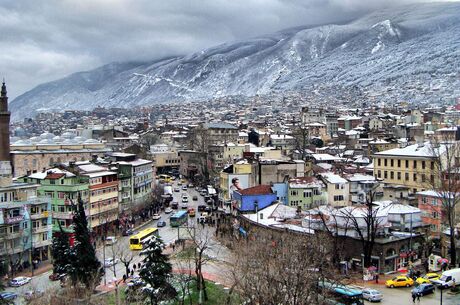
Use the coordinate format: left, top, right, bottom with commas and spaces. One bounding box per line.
412, 283, 435, 296
188, 184, 194, 188
192, 195, 198, 201
181, 203, 188, 209
157, 220, 167, 227
122, 228, 134, 236
152, 214, 161, 220
165, 207, 173, 214
182, 196, 189, 203
24, 289, 44, 301
416, 273, 440, 285
49, 273, 66, 281
9, 276, 31, 287
171, 202, 179, 209
386, 275, 413, 288
174, 187, 180, 192
182, 185, 188, 190
198, 205, 206, 212
104, 257, 119, 267
0, 292, 18, 301
105, 236, 117, 246
362, 288, 383, 302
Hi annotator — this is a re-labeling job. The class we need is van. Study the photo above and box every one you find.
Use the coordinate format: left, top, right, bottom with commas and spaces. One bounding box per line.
432, 268, 460, 288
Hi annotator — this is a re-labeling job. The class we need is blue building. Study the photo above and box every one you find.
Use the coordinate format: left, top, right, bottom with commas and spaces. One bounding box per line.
233, 185, 278, 212
271, 182, 288, 205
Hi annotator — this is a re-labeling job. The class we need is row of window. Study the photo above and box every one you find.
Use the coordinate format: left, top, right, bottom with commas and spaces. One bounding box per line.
333, 195, 344, 201
376, 170, 434, 184
90, 187, 118, 197
290, 189, 322, 197
377, 158, 435, 170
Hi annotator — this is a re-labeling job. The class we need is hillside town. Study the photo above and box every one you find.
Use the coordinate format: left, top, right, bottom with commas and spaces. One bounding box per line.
2, 78, 460, 305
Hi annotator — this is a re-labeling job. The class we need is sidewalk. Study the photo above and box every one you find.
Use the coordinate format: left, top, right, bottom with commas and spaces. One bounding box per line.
13, 262, 53, 278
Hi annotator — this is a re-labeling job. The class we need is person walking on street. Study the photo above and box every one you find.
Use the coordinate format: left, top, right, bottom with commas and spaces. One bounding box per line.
416, 292, 421, 303
375, 274, 379, 284
412, 292, 416, 303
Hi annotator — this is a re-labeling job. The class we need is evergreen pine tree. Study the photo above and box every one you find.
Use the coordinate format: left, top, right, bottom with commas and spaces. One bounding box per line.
68, 195, 103, 288
139, 236, 175, 305
51, 223, 71, 275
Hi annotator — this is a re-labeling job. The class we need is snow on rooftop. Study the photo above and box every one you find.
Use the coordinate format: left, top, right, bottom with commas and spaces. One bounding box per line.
321, 172, 348, 184
374, 142, 447, 158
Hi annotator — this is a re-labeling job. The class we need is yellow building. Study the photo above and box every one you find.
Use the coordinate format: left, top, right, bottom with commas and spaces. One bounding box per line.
219, 161, 252, 203
373, 142, 441, 194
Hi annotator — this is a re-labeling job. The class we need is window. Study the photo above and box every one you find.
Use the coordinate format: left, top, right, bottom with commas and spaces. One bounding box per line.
304, 191, 312, 198
405, 173, 409, 181
397, 172, 401, 180
398, 160, 401, 167
422, 161, 426, 169
377, 159, 381, 166
377, 170, 381, 178
432, 211, 439, 219
413, 173, 417, 182
391, 159, 394, 167
413, 160, 417, 168
430, 175, 434, 185
384, 171, 388, 179
422, 174, 426, 183
422, 197, 427, 204
431, 199, 437, 206
384, 159, 388, 166
431, 162, 435, 170
406, 160, 409, 168
335, 184, 340, 190
334, 195, 344, 201
390, 171, 394, 179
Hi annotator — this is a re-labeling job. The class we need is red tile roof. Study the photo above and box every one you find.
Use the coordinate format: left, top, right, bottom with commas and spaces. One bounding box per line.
238, 185, 273, 196
45, 173, 65, 180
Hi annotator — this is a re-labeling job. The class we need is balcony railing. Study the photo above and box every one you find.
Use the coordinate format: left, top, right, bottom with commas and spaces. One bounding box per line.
30, 211, 50, 220
52, 211, 75, 220
0, 230, 24, 240
4, 215, 25, 224
32, 224, 53, 234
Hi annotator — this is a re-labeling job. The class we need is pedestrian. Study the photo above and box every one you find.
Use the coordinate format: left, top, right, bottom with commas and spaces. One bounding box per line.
138, 262, 141, 269
130, 270, 134, 277
416, 292, 421, 303
375, 274, 379, 284
123, 274, 127, 283
172, 243, 175, 251
412, 292, 416, 303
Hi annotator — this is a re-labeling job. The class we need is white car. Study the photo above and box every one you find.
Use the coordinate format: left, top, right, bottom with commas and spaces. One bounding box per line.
165, 207, 173, 214
152, 214, 161, 220
182, 196, 189, 203
9, 276, 31, 287
182, 185, 188, 190
362, 288, 383, 302
104, 257, 119, 267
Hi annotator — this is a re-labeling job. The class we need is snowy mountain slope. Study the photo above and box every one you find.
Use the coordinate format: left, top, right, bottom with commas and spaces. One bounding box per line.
10, 2, 460, 119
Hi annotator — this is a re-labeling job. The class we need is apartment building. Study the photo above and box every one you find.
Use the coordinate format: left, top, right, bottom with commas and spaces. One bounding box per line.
373, 142, 440, 194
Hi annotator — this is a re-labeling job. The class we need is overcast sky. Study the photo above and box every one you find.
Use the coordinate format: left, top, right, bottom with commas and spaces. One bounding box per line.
0, 0, 448, 99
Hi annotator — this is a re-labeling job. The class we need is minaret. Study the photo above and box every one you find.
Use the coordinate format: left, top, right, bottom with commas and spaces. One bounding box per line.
0, 80, 12, 187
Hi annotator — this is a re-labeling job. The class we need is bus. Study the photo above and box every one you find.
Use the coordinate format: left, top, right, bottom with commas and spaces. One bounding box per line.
170, 210, 188, 227
318, 280, 364, 305
129, 228, 159, 250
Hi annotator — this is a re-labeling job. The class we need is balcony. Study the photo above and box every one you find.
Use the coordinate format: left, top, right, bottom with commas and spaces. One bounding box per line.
4, 215, 25, 224
52, 211, 74, 220
32, 225, 53, 234
0, 230, 24, 240
30, 211, 50, 220
24, 196, 51, 206
34, 239, 52, 248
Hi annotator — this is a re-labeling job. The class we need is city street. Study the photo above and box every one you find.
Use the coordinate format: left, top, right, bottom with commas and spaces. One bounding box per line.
4, 179, 224, 304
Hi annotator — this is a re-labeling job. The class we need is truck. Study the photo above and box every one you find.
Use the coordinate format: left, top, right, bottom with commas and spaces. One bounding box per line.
432, 268, 460, 288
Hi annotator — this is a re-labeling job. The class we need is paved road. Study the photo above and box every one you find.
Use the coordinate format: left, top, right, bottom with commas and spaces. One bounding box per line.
361, 282, 460, 305
5, 180, 215, 304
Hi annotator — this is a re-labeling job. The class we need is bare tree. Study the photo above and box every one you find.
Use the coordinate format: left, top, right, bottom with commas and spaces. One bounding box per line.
230, 226, 339, 305
337, 190, 383, 268
429, 137, 460, 266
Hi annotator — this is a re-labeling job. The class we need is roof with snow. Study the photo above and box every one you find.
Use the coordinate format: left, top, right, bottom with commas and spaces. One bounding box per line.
374, 142, 447, 158
320, 173, 348, 184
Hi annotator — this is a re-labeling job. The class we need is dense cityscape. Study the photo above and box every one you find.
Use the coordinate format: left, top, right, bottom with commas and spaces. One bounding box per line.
2, 1, 460, 305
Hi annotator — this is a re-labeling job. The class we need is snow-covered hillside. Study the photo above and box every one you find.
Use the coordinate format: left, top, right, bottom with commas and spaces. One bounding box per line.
10, 2, 460, 119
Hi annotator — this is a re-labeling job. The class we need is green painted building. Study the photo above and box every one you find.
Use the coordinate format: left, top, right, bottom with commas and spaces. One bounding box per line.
19, 168, 89, 245
287, 177, 327, 210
